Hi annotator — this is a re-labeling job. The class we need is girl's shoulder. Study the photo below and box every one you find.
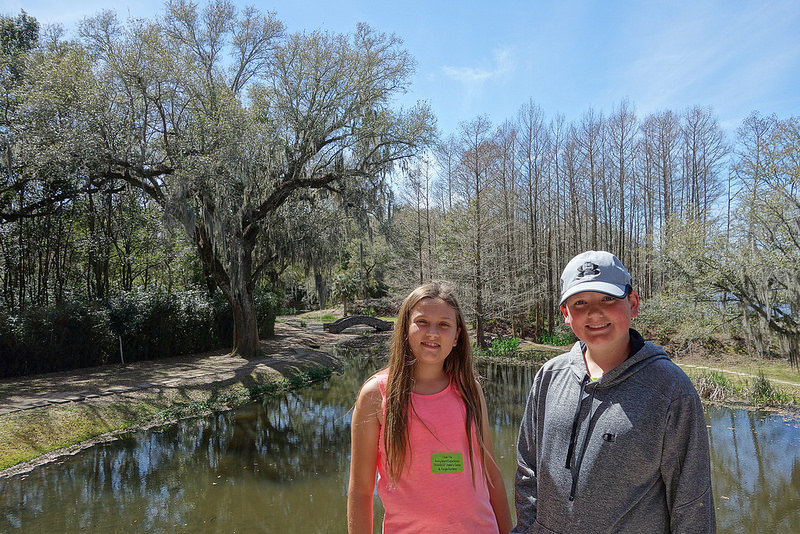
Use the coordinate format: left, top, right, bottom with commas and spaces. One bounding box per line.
359, 370, 388, 398
369, 369, 389, 385
354, 372, 386, 420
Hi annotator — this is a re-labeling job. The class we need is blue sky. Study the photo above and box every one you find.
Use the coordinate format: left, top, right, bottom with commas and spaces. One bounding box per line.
6, 0, 800, 137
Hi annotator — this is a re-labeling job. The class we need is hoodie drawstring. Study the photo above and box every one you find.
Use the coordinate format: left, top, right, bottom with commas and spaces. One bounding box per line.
565, 375, 598, 501
565, 375, 588, 469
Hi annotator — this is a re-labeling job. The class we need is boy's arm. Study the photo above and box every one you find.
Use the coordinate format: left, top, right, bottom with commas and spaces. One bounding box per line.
661, 390, 716, 533
512, 384, 539, 533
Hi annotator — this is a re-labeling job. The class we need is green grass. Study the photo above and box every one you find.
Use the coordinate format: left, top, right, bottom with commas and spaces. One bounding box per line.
539, 331, 576, 346
0, 365, 337, 472
0, 401, 161, 469
688, 368, 798, 407
748, 372, 794, 407
474, 337, 521, 359
474, 337, 557, 364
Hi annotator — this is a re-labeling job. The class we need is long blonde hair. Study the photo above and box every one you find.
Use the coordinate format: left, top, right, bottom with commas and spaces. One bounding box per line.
382, 281, 489, 484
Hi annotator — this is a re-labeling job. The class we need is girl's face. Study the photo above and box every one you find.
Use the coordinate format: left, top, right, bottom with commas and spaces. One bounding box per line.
406, 297, 460, 368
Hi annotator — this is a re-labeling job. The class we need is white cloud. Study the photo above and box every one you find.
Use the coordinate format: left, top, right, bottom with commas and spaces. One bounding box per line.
442, 48, 516, 85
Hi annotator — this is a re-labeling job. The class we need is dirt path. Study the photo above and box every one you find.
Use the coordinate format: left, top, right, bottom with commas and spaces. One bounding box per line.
678, 363, 800, 388
0, 320, 353, 416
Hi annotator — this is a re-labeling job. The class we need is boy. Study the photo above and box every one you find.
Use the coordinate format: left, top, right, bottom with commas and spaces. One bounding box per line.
512, 250, 715, 533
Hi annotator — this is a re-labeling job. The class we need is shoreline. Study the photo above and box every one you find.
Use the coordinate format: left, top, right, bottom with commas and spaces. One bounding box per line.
0, 321, 361, 478
2, 320, 799, 478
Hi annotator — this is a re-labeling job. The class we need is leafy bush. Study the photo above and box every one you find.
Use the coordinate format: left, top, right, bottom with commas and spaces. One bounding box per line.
350, 297, 400, 318
489, 337, 521, 357
0, 288, 282, 378
107, 290, 221, 362
540, 328, 575, 346
748, 372, 791, 407
634, 294, 741, 356
0, 302, 115, 378
475, 337, 522, 359
211, 292, 234, 345
254, 290, 281, 338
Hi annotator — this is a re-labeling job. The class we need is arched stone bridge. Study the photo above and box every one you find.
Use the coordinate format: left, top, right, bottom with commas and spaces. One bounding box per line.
322, 315, 394, 334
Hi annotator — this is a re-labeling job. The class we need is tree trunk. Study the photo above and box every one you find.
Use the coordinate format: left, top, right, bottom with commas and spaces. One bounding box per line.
228, 283, 260, 358
314, 266, 327, 309
475, 170, 485, 349
546, 225, 555, 333
195, 214, 261, 359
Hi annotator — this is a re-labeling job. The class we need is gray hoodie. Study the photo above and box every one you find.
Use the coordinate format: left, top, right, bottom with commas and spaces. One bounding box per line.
513, 330, 715, 533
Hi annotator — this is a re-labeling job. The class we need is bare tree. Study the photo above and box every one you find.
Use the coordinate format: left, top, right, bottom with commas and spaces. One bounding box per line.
434, 135, 459, 211
575, 108, 604, 250
452, 116, 495, 347
494, 120, 523, 336
680, 106, 728, 228
516, 100, 549, 336
606, 99, 638, 263
638, 110, 680, 295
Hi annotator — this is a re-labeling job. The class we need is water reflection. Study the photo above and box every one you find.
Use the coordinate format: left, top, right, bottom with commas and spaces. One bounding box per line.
0, 353, 383, 533
1, 353, 799, 533
707, 406, 800, 533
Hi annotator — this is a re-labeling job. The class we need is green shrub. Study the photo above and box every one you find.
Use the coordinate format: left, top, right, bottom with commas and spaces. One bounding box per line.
0, 288, 286, 378
107, 290, 222, 362
490, 337, 521, 357
540, 330, 576, 346
475, 337, 522, 359
255, 290, 281, 338
692, 370, 734, 402
748, 372, 791, 407
211, 292, 234, 345
0, 302, 115, 378
350, 297, 400, 317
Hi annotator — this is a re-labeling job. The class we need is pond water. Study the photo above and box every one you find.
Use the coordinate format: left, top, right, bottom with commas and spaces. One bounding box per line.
1, 351, 799, 532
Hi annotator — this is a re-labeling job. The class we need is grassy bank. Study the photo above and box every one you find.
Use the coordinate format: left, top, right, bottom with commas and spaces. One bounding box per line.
682, 366, 800, 408
481, 338, 800, 410
0, 364, 335, 474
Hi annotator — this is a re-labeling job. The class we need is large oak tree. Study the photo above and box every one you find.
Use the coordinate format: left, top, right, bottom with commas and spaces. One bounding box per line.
73, 0, 435, 357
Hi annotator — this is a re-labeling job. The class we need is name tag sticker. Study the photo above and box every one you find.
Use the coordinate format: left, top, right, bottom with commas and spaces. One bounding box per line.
431, 452, 463, 473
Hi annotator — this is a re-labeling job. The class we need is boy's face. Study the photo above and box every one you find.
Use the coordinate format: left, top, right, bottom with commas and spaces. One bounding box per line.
560, 290, 639, 349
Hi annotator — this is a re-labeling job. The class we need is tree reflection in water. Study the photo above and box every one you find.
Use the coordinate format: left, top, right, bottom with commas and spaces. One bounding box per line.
707, 405, 800, 533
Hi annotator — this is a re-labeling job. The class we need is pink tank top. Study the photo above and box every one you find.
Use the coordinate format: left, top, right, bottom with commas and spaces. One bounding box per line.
375, 372, 497, 533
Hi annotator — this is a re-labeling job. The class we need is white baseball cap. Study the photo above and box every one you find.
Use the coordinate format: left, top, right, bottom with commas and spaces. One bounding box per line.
559, 250, 632, 306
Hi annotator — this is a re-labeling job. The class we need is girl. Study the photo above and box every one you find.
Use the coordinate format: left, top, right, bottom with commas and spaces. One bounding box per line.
347, 282, 512, 533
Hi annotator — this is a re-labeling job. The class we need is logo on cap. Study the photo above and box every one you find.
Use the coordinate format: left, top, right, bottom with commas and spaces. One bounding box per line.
577, 262, 599, 278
